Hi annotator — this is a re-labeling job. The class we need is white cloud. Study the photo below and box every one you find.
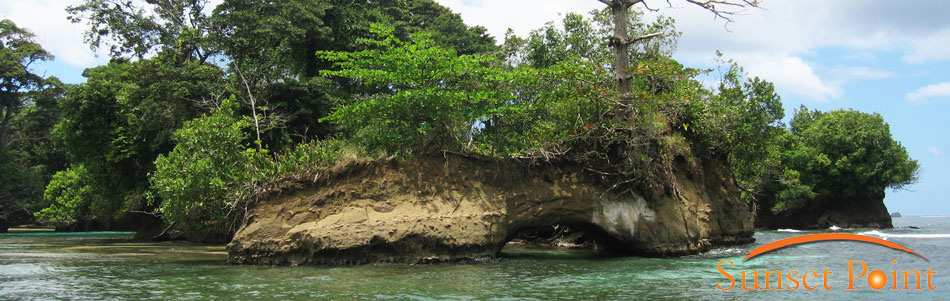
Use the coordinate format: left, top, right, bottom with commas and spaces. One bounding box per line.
906, 82, 950, 102
903, 30, 950, 63
741, 55, 839, 102
0, 0, 106, 67
844, 52, 876, 60
436, 0, 602, 41
4, 0, 949, 87
829, 66, 895, 81
436, 0, 950, 102
928, 146, 940, 156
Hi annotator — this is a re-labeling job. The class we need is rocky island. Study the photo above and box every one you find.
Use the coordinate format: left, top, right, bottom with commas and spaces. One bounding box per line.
228, 153, 754, 265
2, 0, 918, 269
754, 192, 893, 229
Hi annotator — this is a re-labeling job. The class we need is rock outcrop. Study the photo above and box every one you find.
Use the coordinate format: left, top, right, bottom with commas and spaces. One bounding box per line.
227, 153, 754, 265
755, 192, 893, 229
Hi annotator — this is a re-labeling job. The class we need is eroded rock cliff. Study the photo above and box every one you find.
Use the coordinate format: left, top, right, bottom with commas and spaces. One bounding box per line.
227, 153, 754, 265
754, 192, 893, 229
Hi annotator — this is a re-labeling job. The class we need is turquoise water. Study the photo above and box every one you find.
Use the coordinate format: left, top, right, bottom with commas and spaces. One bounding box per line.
1, 217, 948, 300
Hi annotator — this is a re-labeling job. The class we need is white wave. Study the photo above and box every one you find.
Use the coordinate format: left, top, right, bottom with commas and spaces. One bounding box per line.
859, 230, 950, 239
829, 225, 842, 231
777, 229, 803, 233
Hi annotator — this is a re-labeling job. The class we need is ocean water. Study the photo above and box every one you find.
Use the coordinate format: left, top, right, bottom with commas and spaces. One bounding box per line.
1, 216, 948, 300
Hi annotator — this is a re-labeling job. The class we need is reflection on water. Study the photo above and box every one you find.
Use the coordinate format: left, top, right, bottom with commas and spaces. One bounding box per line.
2, 217, 949, 300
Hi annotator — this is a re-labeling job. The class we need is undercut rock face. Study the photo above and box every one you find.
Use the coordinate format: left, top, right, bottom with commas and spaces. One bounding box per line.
227, 153, 754, 265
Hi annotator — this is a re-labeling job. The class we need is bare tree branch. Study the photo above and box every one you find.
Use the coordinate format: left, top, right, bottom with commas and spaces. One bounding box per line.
641, 0, 661, 12
683, 0, 761, 22
627, 32, 663, 45
235, 64, 262, 150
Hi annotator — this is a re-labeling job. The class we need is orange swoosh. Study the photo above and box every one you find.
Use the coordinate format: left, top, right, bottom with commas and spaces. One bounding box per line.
744, 233, 927, 261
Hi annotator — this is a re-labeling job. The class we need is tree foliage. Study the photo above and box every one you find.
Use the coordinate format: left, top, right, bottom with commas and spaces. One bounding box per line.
150, 99, 262, 237
2, 1, 918, 237
319, 24, 510, 156
1, 19, 53, 149
0, 19, 58, 229
35, 166, 94, 228
775, 108, 918, 209
55, 53, 224, 221
67, 0, 217, 61
151, 98, 344, 237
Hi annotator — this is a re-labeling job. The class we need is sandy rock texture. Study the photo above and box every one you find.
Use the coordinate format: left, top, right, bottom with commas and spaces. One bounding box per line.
227, 153, 754, 265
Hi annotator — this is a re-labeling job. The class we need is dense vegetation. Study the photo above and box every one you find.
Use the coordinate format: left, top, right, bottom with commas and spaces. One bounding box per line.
0, 0, 917, 238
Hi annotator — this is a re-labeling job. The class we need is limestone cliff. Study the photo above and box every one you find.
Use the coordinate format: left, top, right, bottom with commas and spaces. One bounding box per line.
227, 153, 754, 265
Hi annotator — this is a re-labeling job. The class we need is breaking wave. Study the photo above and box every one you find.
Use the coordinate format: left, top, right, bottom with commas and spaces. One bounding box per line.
858, 230, 950, 240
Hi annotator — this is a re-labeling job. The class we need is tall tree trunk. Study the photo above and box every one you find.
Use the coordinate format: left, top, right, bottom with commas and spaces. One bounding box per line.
612, 3, 632, 97
601, 0, 663, 120
600, 0, 640, 120
0, 102, 13, 149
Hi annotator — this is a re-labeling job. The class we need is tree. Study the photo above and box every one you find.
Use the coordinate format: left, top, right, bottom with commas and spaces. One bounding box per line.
7, 78, 68, 174
150, 98, 343, 240
0, 148, 45, 230
67, 0, 217, 61
378, 0, 496, 56
0, 20, 57, 230
1, 19, 52, 150
34, 166, 95, 229
683, 60, 802, 206
211, 0, 499, 150
54, 54, 224, 224
212, 0, 334, 79
785, 108, 918, 203
0, 78, 71, 229
318, 24, 509, 156
595, 0, 760, 119
150, 99, 264, 240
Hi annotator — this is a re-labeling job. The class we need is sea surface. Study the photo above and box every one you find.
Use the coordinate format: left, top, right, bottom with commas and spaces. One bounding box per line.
1, 216, 948, 300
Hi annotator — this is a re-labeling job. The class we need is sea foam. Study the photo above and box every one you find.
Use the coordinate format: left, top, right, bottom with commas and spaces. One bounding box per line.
858, 230, 950, 240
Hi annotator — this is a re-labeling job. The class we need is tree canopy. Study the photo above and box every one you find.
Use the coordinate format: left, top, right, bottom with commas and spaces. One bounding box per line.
0, 19, 58, 229
0, 2, 920, 239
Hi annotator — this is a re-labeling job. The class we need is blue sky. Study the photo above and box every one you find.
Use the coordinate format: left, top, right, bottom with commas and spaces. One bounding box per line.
2, 0, 948, 215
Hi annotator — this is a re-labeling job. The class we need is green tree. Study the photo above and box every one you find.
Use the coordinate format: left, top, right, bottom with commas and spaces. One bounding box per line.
150, 99, 264, 239
0, 19, 56, 230
35, 166, 95, 229
1, 19, 52, 150
318, 24, 510, 156
1, 79, 71, 229
212, 0, 335, 78
781, 108, 918, 207
377, 0, 496, 56
54, 54, 224, 224
694, 62, 788, 200
67, 0, 217, 61
0, 148, 44, 230
150, 98, 343, 240
8, 78, 69, 175
212, 0, 500, 150
594, 0, 759, 118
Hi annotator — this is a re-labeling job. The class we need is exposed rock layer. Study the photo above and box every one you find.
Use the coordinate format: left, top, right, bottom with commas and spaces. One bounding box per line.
227, 153, 754, 265
755, 192, 893, 229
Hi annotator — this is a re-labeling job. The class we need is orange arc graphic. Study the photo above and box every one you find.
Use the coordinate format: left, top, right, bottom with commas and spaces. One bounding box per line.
744, 233, 927, 261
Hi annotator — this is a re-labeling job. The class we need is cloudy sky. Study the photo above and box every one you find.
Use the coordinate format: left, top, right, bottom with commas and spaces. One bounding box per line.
2, 0, 948, 215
